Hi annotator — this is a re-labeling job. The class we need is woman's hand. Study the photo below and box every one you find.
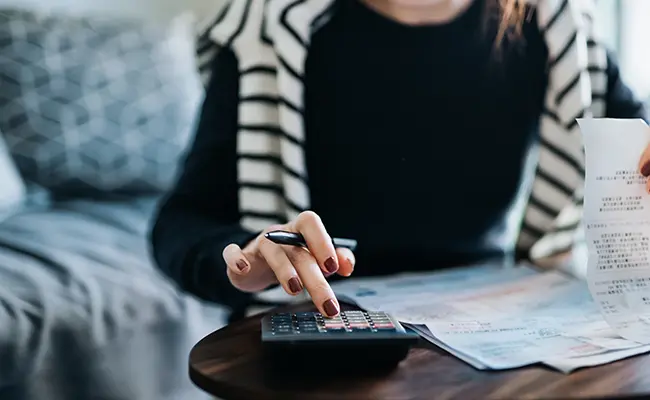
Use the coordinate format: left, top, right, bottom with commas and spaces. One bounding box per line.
222, 211, 355, 317
640, 146, 650, 189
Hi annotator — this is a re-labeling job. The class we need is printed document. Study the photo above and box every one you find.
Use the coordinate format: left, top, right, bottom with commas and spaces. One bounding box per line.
421, 271, 647, 370
332, 263, 650, 371
333, 263, 538, 324
580, 118, 650, 344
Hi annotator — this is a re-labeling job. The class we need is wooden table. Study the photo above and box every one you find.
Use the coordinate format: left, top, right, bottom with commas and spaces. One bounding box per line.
189, 302, 650, 400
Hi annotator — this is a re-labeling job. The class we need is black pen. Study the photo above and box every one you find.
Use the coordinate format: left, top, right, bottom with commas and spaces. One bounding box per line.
264, 230, 357, 251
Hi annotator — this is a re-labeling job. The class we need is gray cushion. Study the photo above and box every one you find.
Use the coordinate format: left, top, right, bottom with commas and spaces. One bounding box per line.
0, 198, 225, 399
0, 10, 202, 197
0, 134, 25, 213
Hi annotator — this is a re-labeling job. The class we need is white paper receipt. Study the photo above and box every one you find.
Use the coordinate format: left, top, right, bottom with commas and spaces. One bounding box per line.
579, 118, 650, 344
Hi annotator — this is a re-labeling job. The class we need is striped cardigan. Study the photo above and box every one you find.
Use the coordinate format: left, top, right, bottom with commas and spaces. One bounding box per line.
195, 0, 606, 261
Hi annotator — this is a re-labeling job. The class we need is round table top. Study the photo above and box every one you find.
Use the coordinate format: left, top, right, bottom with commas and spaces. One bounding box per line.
189, 302, 650, 400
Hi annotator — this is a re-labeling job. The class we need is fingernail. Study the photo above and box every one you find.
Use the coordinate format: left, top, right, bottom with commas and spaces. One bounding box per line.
642, 162, 650, 177
322, 299, 339, 317
347, 257, 355, 270
324, 257, 338, 273
236, 260, 248, 271
288, 277, 303, 294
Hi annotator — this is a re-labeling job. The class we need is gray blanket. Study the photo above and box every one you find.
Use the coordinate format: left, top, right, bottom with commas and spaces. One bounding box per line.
0, 198, 225, 400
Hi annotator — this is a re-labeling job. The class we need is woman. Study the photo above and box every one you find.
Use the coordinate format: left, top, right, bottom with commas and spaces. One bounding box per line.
151, 0, 647, 320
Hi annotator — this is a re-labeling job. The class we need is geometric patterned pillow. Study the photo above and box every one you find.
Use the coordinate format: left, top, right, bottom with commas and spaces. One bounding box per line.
0, 10, 202, 198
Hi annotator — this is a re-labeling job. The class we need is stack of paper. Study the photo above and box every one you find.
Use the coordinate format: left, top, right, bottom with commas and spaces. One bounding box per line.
332, 264, 650, 373
330, 118, 650, 372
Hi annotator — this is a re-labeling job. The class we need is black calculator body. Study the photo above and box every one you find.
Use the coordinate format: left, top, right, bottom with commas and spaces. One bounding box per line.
261, 311, 419, 373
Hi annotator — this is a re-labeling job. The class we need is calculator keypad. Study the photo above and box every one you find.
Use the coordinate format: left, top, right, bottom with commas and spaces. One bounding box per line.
269, 311, 397, 335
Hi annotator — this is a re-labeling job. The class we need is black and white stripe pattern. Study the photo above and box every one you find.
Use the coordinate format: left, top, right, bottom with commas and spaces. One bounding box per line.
198, 0, 606, 260
519, 0, 606, 258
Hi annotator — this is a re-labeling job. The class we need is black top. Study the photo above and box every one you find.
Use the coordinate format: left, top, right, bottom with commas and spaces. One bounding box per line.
150, 0, 646, 314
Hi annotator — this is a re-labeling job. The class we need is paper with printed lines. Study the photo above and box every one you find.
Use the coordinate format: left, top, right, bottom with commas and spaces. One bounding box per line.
331, 263, 650, 372
580, 118, 650, 344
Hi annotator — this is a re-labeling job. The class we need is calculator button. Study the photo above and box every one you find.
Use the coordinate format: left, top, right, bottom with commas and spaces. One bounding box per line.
349, 322, 367, 326
273, 329, 293, 334
325, 327, 346, 332
273, 319, 293, 324
272, 320, 293, 325
298, 321, 317, 326
272, 319, 293, 325
351, 327, 372, 332
272, 329, 294, 335
295, 312, 314, 317
324, 327, 347, 333
273, 323, 294, 328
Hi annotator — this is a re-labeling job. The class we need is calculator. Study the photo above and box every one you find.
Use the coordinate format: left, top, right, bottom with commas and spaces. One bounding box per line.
261, 311, 419, 372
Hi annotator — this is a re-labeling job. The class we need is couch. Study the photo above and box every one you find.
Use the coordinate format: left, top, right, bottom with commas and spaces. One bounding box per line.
0, 8, 226, 400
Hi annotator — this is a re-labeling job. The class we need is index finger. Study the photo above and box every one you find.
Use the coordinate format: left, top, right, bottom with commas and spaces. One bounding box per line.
283, 245, 340, 317
290, 211, 339, 276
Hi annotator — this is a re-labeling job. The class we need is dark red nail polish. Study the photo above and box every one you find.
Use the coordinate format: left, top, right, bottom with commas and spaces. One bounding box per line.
288, 277, 303, 294
642, 162, 650, 177
324, 257, 338, 273
236, 260, 248, 271
323, 299, 339, 317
